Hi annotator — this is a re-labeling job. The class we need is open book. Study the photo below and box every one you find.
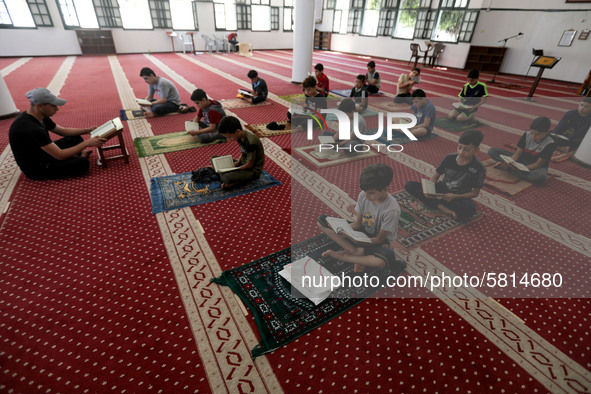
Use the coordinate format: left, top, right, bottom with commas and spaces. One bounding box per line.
185, 121, 199, 132
90, 117, 123, 139
411, 76, 421, 84
325, 216, 372, 244
278, 256, 340, 305
452, 101, 474, 110
211, 155, 240, 173
421, 179, 444, 196
136, 98, 152, 106
238, 89, 253, 97
500, 155, 530, 172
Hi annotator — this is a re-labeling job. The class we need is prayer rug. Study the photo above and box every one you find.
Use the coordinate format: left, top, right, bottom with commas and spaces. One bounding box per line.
329, 89, 384, 97
245, 121, 292, 138
119, 109, 182, 120
133, 131, 226, 157
294, 144, 379, 168
482, 159, 535, 196
150, 170, 282, 214
211, 234, 407, 358
394, 191, 483, 249
221, 99, 273, 110
434, 117, 484, 132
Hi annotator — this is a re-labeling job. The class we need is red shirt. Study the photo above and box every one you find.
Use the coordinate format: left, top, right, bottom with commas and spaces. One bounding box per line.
228, 33, 237, 41
316, 73, 330, 93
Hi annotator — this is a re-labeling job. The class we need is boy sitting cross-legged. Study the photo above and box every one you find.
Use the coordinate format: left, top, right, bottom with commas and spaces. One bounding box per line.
215, 116, 265, 189
405, 129, 485, 220
318, 164, 401, 273
487, 116, 556, 185
189, 88, 227, 143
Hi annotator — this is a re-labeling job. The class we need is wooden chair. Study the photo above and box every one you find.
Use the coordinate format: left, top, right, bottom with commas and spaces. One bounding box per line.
408, 43, 427, 68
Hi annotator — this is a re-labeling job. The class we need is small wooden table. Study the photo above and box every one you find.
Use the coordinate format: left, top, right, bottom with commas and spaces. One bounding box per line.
97, 129, 129, 167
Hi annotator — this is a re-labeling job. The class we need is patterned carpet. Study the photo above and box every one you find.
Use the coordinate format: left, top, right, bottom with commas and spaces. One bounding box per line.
0, 51, 589, 393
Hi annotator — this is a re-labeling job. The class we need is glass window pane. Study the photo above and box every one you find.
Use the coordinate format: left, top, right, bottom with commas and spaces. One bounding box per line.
361, 8, 378, 36
5, 0, 35, 26
432, 9, 463, 42
170, 0, 193, 29
251, 4, 268, 30
120, 0, 152, 28
393, 8, 416, 39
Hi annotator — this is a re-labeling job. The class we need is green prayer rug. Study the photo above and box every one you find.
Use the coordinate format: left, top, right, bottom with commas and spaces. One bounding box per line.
395, 191, 483, 249
434, 117, 483, 132
212, 234, 407, 358
133, 131, 226, 158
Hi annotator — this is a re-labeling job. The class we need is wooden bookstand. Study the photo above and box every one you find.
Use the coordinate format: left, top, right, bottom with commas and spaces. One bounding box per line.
97, 129, 129, 167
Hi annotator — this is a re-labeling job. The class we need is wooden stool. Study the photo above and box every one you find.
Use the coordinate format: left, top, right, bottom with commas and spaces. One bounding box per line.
97, 129, 129, 167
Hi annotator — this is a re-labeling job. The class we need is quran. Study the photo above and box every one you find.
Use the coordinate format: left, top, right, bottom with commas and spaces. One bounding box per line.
421, 179, 444, 196
325, 217, 372, 244
136, 98, 152, 106
90, 117, 123, 139
500, 155, 530, 172
278, 256, 340, 305
238, 89, 253, 97
185, 121, 199, 132
211, 155, 239, 173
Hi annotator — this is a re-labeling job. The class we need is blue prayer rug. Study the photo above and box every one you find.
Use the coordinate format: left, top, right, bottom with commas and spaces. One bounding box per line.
150, 170, 282, 214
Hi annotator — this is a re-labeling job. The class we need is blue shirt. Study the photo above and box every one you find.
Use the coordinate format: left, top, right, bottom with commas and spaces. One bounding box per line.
411, 100, 436, 133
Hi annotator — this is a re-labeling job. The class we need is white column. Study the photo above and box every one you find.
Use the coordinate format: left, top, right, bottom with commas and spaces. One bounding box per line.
573, 126, 591, 167
0, 75, 19, 118
291, 0, 315, 83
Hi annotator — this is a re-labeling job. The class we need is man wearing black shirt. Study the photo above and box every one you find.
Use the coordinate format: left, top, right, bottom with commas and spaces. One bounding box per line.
9, 88, 105, 180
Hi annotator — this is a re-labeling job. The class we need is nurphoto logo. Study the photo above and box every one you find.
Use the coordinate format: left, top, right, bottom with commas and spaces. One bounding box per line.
305, 109, 419, 154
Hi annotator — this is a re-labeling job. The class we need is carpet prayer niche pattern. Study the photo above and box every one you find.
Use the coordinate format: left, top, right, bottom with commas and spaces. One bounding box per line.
212, 234, 406, 358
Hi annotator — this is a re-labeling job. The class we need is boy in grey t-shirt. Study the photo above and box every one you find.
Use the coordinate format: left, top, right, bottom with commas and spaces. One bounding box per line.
139, 67, 182, 118
318, 164, 402, 273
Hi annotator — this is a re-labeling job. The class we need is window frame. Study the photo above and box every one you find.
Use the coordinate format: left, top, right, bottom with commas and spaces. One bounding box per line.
270, 5, 278, 30
148, 0, 172, 29
56, 0, 80, 29
282, 0, 292, 31
235, 2, 250, 30
93, 0, 122, 28
391, 0, 431, 40
430, 0, 469, 43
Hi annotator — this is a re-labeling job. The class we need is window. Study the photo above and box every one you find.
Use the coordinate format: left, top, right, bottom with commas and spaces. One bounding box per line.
431, 0, 468, 42
360, 0, 381, 36
332, 0, 347, 34
457, 9, 477, 42
191, 1, 199, 30
325, 0, 335, 9
413, 9, 434, 39
251, 4, 268, 30
376, 0, 398, 36
270, 6, 278, 30
2, 0, 36, 27
392, 0, 430, 39
214, 0, 236, 30
236, 3, 250, 29
170, 0, 194, 29
283, 0, 293, 31
27, 0, 52, 26
148, 0, 171, 28
346, 0, 362, 34
93, 0, 121, 28
57, 0, 99, 28
119, 0, 152, 29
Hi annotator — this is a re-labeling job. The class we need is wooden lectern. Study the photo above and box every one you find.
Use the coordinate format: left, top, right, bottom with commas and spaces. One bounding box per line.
97, 129, 129, 167
525, 56, 561, 101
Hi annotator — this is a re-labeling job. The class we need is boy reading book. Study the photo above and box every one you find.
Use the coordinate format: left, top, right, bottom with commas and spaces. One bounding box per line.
551, 98, 591, 162
408, 89, 436, 138
314, 63, 330, 96
318, 164, 401, 273
365, 61, 381, 94
487, 117, 556, 185
288, 76, 328, 133
189, 89, 227, 143
139, 67, 182, 118
240, 70, 268, 104
320, 99, 366, 156
448, 69, 488, 123
405, 129, 485, 220
394, 67, 420, 104
214, 116, 265, 188
349, 75, 368, 113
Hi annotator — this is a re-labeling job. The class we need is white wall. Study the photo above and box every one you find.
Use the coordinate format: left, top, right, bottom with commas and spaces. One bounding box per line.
0, 0, 293, 56
318, 0, 591, 83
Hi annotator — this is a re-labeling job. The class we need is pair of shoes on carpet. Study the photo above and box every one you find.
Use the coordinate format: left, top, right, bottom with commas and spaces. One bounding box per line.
179, 105, 195, 114
267, 121, 286, 130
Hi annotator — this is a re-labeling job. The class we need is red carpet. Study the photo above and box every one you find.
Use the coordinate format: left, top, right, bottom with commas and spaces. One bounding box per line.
0, 50, 589, 393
